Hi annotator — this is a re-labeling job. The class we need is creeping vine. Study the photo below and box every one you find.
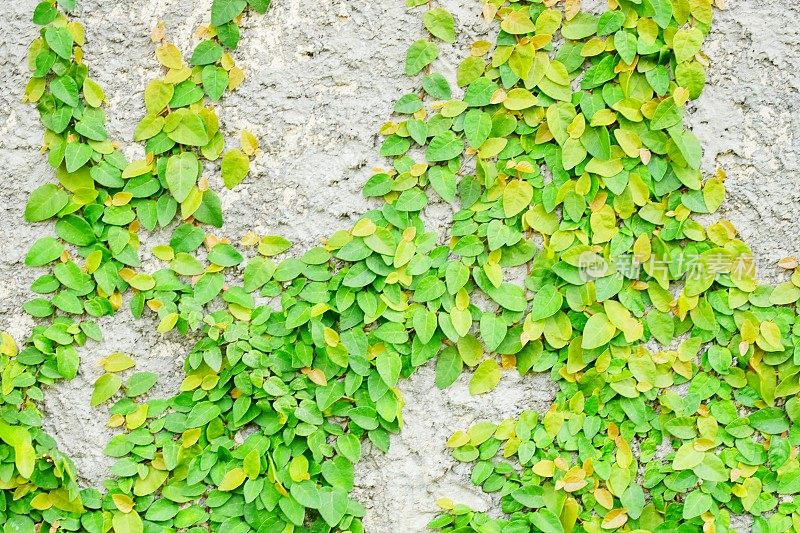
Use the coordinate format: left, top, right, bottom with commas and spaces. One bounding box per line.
2, 0, 800, 532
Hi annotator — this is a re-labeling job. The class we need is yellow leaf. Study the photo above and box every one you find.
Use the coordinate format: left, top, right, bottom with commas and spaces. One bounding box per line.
228, 66, 245, 90
0, 332, 17, 357
219, 467, 247, 491
532, 459, 555, 477
241, 130, 260, 156
156, 43, 184, 69
503, 88, 538, 110
113, 493, 135, 513
595, 487, 614, 509
446, 431, 469, 448
151, 21, 166, 43
289, 456, 310, 483
156, 312, 179, 334
101, 352, 136, 373
323, 327, 340, 347
301, 367, 328, 386
182, 428, 201, 448
112, 510, 144, 533
501, 11, 535, 34
30, 493, 53, 511
601, 508, 628, 529
503, 179, 534, 218
126, 404, 149, 430
243, 449, 261, 479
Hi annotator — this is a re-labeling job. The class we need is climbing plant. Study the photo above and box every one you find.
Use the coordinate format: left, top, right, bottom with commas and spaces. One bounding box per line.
1, 0, 800, 532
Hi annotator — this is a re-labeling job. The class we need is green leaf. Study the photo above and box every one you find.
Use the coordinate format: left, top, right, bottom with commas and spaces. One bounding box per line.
487, 283, 527, 312
185, 401, 221, 428
596, 10, 625, 36
51, 75, 79, 107
511, 485, 544, 508
221, 149, 250, 188
428, 166, 456, 202
112, 510, 143, 533
211, 0, 247, 26
480, 314, 507, 352
56, 345, 79, 379
415, 275, 446, 302
290, 481, 320, 508
669, 126, 701, 170
376, 351, 402, 387
435, 347, 462, 389
337, 433, 361, 463
125, 372, 159, 397
32, 2, 58, 25
259, 235, 292, 256
45, 26, 73, 59
748, 407, 790, 434
463, 109, 492, 149
91, 374, 122, 406
693, 452, 728, 482
144, 80, 174, 113
422, 73, 451, 99
560, 12, 597, 40
673, 27, 704, 63
664, 417, 697, 439
503, 179, 533, 218
778, 469, 800, 495
673, 442, 704, 470
651, 97, 683, 130
202, 65, 229, 101
562, 137, 587, 170
166, 152, 199, 202
405, 40, 439, 76
219, 467, 246, 490
190, 40, 224, 66
530, 285, 563, 321
194, 190, 224, 227
25, 237, 64, 267
167, 112, 209, 146
614, 30, 637, 64
581, 313, 616, 349
423, 8, 456, 43
317, 488, 348, 527
208, 243, 243, 267
426, 131, 463, 162
0, 421, 36, 478
648, 0, 673, 29
321, 456, 354, 491
621, 485, 646, 519
24, 184, 69, 222
413, 308, 438, 345
243, 257, 274, 292
347, 406, 378, 430
682, 490, 712, 519
530, 509, 564, 533
676, 61, 706, 99
247, 0, 271, 13
457, 56, 485, 87
64, 142, 93, 172
469, 359, 501, 395
171, 252, 204, 276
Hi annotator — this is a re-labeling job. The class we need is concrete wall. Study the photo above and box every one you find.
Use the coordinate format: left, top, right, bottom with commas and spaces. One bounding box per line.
1, 0, 798, 530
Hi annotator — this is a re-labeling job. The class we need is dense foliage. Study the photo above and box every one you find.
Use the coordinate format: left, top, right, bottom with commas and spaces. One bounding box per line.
2, 0, 799, 532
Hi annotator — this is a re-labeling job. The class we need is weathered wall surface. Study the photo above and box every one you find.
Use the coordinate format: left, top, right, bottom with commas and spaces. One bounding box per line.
0, 0, 798, 531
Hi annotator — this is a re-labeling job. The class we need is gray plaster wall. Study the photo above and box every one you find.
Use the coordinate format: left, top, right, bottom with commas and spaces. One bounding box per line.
0, 0, 798, 531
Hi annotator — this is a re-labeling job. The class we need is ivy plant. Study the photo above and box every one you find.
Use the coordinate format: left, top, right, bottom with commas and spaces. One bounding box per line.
1, 0, 800, 533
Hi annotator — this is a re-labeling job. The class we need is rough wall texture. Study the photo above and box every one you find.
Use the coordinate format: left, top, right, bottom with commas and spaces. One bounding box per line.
0, 0, 798, 531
